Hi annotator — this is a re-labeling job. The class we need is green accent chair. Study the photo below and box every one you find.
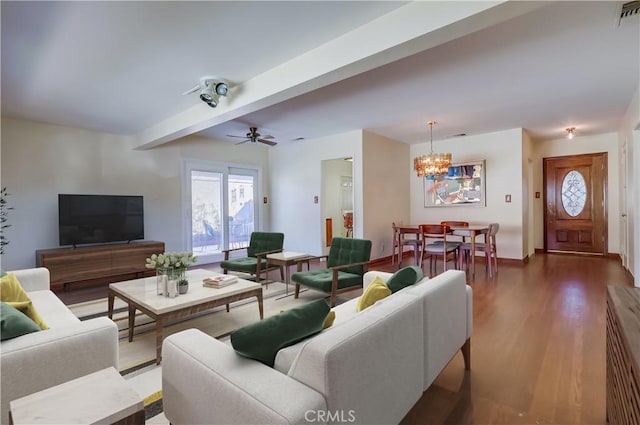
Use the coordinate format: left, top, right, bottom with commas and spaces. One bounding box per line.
292, 237, 372, 307
220, 232, 285, 284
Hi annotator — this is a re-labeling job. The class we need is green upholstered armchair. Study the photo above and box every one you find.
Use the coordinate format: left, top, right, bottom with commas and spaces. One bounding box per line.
292, 237, 372, 307
220, 232, 285, 283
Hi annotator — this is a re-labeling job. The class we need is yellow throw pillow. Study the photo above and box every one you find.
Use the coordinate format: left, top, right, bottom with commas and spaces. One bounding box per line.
0, 273, 49, 330
323, 310, 336, 329
357, 276, 392, 312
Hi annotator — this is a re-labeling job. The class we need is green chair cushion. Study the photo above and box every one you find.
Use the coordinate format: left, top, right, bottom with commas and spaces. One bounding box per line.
246, 232, 284, 258
326, 237, 372, 275
220, 257, 270, 274
230, 298, 330, 367
386, 266, 423, 293
1, 302, 41, 341
291, 270, 363, 293
220, 232, 284, 276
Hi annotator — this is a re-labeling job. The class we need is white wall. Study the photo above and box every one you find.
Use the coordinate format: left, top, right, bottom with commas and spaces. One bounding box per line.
268, 130, 363, 256
532, 133, 620, 254
619, 84, 639, 284
410, 128, 525, 260
362, 130, 410, 260
0, 117, 270, 270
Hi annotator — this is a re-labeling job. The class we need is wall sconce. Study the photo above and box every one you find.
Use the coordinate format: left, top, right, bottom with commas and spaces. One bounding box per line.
566, 127, 576, 139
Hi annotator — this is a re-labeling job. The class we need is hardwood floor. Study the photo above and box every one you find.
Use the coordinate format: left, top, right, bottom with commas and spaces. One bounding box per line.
400, 253, 632, 425
57, 252, 633, 424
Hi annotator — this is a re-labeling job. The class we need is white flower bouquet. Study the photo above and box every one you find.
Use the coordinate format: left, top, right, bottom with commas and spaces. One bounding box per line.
145, 252, 198, 270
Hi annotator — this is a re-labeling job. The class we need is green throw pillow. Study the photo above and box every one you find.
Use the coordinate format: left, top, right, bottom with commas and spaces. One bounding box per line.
1, 302, 41, 341
231, 298, 330, 367
386, 266, 424, 293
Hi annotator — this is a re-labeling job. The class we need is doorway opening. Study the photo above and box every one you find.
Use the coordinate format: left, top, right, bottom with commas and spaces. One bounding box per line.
184, 160, 260, 264
321, 157, 354, 252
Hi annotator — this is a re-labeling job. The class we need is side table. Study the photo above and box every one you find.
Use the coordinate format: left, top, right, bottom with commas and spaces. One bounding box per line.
266, 251, 312, 298
9, 367, 144, 425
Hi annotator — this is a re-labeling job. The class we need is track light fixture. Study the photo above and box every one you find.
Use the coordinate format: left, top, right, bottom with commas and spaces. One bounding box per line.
199, 85, 216, 103
183, 77, 230, 108
566, 127, 576, 139
205, 94, 219, 108
214, 82, 228, 96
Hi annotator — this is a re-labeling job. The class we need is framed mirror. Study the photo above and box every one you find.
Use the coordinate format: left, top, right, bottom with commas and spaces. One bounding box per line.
423, 160, 486, 207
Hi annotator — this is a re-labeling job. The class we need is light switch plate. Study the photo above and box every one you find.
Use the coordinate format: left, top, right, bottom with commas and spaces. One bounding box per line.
505, 194, 512, 203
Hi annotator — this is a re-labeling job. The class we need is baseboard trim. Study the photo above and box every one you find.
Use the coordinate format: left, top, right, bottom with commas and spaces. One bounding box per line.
536, 248, 620, 261
369, 255, 393, 266
372, 252, 530, 266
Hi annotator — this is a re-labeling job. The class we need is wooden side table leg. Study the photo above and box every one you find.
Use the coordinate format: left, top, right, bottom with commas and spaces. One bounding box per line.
285, 262, 291, 295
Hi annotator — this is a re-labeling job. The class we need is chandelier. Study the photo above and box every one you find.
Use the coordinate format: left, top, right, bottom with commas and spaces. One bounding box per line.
414, 121, 452, 177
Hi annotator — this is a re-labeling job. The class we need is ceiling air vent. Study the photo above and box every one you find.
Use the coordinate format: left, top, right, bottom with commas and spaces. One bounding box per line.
619, 1, 640, 25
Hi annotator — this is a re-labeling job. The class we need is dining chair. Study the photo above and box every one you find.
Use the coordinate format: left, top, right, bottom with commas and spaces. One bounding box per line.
391, 222, 421, 269
440, 221, 470, 243
459, 223, 499, 277
419, 224, 460, 277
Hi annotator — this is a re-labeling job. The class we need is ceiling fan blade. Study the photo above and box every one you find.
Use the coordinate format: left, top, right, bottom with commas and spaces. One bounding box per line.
235, 139, 251, 145
226, 134, 249, 139
182, 85, 201, 96
258, 138, 278, 146
261, 135, 274, 140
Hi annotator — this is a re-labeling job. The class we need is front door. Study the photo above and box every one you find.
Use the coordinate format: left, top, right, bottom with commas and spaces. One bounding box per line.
543, 153, 607, 255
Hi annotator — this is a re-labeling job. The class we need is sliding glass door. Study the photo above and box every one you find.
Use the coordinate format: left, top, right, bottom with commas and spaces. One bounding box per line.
185, 161, 259, 263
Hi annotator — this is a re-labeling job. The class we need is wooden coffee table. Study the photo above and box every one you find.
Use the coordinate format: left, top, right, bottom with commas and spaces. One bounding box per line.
108, 269, 263, 364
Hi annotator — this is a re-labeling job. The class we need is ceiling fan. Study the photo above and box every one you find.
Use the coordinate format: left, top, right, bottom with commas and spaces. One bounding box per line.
226, 127, 277, 146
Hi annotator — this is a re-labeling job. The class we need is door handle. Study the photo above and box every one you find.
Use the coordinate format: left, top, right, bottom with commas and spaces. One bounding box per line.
622, 214, 627, 217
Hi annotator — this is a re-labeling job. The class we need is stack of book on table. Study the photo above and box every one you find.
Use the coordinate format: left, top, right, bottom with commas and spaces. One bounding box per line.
202, 275, 238, 288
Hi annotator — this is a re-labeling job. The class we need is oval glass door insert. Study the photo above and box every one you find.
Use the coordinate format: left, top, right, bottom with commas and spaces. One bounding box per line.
561, 170, 587, 216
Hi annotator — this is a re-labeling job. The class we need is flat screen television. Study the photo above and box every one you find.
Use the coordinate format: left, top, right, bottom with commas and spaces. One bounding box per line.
58, 194, 144, 246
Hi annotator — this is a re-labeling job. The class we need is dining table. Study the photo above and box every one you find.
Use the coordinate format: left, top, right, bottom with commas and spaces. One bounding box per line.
449, 225, 490, 279
393, 223, 490, 279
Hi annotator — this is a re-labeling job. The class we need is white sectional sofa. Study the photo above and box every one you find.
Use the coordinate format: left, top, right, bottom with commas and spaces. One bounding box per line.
162, 269, 472, 425
1, 268, 119, 424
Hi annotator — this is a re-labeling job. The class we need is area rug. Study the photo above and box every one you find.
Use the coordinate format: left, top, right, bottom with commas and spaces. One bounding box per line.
68, 280, 326, 370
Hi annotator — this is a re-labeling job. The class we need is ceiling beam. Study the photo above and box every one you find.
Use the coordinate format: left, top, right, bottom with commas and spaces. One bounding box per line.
134, 0, 545, 150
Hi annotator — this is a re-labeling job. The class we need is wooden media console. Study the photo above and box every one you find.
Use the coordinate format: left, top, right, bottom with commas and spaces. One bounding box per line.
36, 240, 164, 291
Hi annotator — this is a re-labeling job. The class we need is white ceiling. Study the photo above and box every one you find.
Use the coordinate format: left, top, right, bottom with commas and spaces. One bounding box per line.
2, 1, 638, 148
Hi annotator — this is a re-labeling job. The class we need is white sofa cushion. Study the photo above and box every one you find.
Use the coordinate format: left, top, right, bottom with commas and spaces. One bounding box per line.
287, 292, 424, 425
274, 296, 360, 373
163, 329, 327, 425
1, 268, 119, 424
405, 269, 470, 389
28, 290, 80, 328
274, 272, 424, 374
